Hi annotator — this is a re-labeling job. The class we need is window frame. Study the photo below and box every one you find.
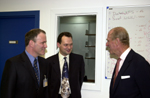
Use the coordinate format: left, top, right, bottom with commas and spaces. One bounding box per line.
49, 7, 103, 91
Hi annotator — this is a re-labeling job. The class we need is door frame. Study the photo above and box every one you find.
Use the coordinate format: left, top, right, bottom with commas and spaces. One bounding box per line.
0, 10, 39, 28
0, 10, 40, 85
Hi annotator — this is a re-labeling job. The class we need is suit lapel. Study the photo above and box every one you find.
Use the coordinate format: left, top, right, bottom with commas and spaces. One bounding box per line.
110, 61, 117, 96
112, 49, 134, 93
69, 53, 74, 79
20, 51, 39, 88
39, 57, 44, 87
52, 54, 61, 77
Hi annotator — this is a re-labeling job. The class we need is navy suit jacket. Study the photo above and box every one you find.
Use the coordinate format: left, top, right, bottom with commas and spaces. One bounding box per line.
47, 53, 85, 98
110, 49, 150, 98
0, 51, 48, 98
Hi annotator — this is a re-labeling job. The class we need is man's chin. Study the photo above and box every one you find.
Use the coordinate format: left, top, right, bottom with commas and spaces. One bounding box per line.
40, 52, 45, 56
66, 52, 71, 55
110, 52, 115, 55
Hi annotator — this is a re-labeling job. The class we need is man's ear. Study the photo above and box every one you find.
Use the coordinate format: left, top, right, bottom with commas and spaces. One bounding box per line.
29, 40, 34, 47
57, 42, 60, 48
116, 38, 121, 45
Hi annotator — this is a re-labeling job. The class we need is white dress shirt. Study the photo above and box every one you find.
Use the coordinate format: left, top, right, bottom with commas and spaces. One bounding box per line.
58, 52, 70, 94
119, 47, 131, 71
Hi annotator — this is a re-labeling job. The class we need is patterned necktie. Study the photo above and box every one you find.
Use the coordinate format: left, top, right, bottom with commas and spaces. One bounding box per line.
62, 57, 69, 78
61, 57, 70, 98
33, 59, 40, 86
113, 58, 121, 87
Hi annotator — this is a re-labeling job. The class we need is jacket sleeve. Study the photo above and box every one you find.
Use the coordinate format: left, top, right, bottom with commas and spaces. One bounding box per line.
79, 56, 85, 89
1, 59, 17, 98
135, 60, 150, 97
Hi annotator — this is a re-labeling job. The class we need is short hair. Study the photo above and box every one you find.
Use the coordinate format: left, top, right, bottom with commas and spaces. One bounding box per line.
25, 28, 46, 47
110, 27, 129, 46
57, 32, 72, 43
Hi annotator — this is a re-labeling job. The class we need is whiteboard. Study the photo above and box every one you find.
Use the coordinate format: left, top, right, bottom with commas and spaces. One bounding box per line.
106, 5, 150, 79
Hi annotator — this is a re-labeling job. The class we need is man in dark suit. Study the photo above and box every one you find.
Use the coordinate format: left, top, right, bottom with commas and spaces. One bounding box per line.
0, 29, 48, 98
47, 32, 85, 98
106, 27, 150, 98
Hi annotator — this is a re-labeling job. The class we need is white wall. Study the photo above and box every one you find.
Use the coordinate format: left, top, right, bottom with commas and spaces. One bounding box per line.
0, 0, 150, 98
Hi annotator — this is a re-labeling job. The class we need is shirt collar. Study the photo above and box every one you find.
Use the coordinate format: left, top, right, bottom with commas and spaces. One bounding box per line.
120, 47, 131, 60
58, 52, 69, 61
25, 50, 38, 65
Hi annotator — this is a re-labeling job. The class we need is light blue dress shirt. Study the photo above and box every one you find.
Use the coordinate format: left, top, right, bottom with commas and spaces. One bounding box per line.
25, 50, 40, 81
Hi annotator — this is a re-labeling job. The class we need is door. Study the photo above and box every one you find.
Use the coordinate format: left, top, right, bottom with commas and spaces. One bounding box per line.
0, 11, 39, 85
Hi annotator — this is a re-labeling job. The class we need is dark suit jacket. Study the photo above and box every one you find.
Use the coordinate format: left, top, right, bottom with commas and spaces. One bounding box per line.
0, 51, 48, 98
47, 53, 85, 98
110, 49, 150, 98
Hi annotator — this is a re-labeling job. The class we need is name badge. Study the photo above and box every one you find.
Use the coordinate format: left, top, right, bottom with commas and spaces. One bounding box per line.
43, 75, 48, 87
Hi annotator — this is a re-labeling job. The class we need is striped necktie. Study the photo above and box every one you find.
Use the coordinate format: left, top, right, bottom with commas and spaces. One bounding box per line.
33, 59, 40, 86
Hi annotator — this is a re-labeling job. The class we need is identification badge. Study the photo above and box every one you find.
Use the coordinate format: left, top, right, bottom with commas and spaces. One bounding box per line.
43, 75, 48, 87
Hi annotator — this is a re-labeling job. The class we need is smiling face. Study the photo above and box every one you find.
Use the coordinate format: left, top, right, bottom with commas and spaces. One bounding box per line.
57, 36, 73, 56
32, 32, 47, 57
